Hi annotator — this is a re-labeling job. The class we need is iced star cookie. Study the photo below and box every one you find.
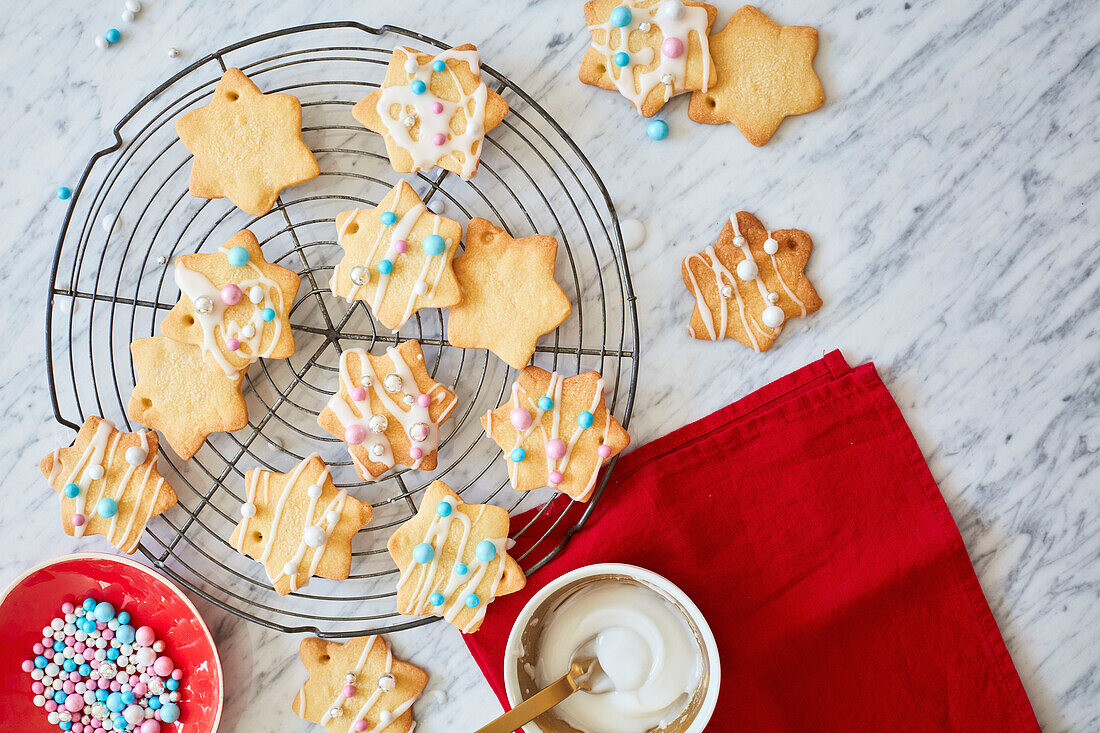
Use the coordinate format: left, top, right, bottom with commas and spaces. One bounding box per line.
229, 454, 373, 596
682, 211, 822, 350
580, 0, 717, 117
176, 67, 320, 215
40, 417, 178, 554
293, 635, 427, 733
330, 180, 462, 331
161, 230, 300, 378
128, 336, 248, 459
688, 6, 824, 146
387, 481, 525, 633
483, 368, 630, 502
318, 340, 459, 481
353, 44, 508, 180
447, 218, 572, 370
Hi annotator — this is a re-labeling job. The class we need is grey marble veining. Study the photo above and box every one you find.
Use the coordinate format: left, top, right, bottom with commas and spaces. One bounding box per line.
0, 1, 1097, 731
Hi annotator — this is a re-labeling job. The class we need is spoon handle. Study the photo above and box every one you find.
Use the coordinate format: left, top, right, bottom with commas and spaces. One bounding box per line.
475, 672, 580, 733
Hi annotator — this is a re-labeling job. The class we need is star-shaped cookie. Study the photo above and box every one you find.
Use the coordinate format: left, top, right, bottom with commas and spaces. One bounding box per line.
317, 340, 459, 481
229, 454, 373, 596
688, 5, 824, 145
176, 67, 320, 215
40, 417, 178, 554
682, 210, 822, 350
329, 180, 463, 331
482, 368, 630, 502
128, 336, 249, 459
292, 635, 427, 733
353, 44, 508, 179
580, 0, 718, 117
387, 481, 526, 633
161, 229, 300, 378
447, 218, 572, 370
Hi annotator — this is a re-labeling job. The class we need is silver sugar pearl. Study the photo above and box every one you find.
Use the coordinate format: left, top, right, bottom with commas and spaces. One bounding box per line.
408, 422, 430, 442
370, 443, 385, 457
168, 47, 180, 58
719, 285, 733, 298
383, 373, 403, 392
328, 706, 342, 719
194, 295, 213, 314
402, 393, 415, 406
638, 21, 652, 31
157, 255, 168, 265
98, 662, 117, 679
359, 375, 373, 388
660, 73, 673, 86
92, 703, 108, 719
122, 10, 135, 22
402, 114, 417, 128
767, 291, 779, 303
350, 265, 369, 285
377, 672, 396, 691
368, 414, 388, 433
344, 672, 356, 684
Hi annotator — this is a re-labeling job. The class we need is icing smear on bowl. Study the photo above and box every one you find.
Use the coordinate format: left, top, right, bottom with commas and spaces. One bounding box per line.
534, 581, 703, 733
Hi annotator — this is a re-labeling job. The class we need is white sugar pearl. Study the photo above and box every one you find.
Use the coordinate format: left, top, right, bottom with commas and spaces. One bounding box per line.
125, 446, 147, 466
120, 644, 133, 656
325, 510, 341, 526
151, 640, 165, 653
307, 483, 322, 499
107, 619, 119, 630
427, 198, 447, 215
96, 638, 108, 649
126, 665, 137, 674
168, 47, 180, 58
116, 671, 128, 683
32, 669, 44, 680
249, 285, 265, 303
659, 0, 684, 19
379, 711, 393, 725
404, 58, 418, 73
117, 655, 129, 667
122, 10, 135, 22
619, 218, 646, 249
52, 618, 64, 630
241, 324, 255, 339
126, 0, 142, 11
54, 631, 66, 641
65, 614, 75, 624
240, 502, 256, 518
63, 647, 75, 659
763, 237, 779, 255
303, 525, 326, 548
736, 258, 759, 281
761, 305, 786, 328
87, 464, 105, 480
95, 36, 108, 50
46, 663, 59, 676
48, 712, 60, 724
83, 690, 96, 704
53, 678, 64, 689
135, 648, 155, 667
283, 562, 297, 577
43, 626, 54, 637
76, 683, 86, 693
413, 281, 428, 296
34, 694, 46, 706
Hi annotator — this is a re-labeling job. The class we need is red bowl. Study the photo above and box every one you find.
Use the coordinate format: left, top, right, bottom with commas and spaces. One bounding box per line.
0, 553, 223, 732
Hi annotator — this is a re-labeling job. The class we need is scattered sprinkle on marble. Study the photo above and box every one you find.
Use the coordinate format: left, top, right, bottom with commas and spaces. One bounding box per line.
619, 218, 646, 249
168, 47, 180, 58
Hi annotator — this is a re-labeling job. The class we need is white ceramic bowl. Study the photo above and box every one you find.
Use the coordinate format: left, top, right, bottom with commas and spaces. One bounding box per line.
503, 563, 720, 733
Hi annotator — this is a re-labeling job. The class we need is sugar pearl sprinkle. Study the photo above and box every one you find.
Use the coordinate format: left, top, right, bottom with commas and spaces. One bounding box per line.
23, 598, 183, 732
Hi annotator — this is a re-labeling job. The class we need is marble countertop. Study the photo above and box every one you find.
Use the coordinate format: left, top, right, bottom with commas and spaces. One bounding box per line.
1, 0, 1097, 730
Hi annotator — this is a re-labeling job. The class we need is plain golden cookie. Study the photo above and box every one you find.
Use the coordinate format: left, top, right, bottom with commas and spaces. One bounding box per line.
688, 5, 824, 145
682, 210, 822, 350
482, 367, 630, 502
293, 635, 427, 733
353, 43, 508, 179
176, 67, 320, 215
447, 218, 572, 370
387, 480, 525, 633
40, 417, 178, 554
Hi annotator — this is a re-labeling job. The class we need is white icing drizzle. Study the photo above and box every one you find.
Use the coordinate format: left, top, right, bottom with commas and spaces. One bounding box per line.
588, 0, 711, 112
396, 495, 508, 633
174, 245, 284, 378
326, 347, 456, 479
376, 46, 489, 179
48, 449, 62, 484
316, 636, 380, 726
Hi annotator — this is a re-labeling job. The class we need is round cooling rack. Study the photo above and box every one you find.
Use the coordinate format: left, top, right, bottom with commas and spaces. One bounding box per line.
44, 22, 639, 636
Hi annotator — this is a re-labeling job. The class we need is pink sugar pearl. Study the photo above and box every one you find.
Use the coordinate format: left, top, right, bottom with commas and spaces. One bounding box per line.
393, 239, 408, 254
342, 684, 357, 697
509, 408, 532, 430
69, 671, 81, 682
62, 602, 75, 614
139, 721, 161, 733
409, 446, 423, 460
350, 386, 367, 402
110, 681, 121, 692
545, 438, 567, 461
22, 660, 35, 673
355, 721, 369, 732
33, 643, 44, 655
226, 337, 240, 351
549, 470, 564, 485
83, 649, 95, 661
45, 700, 58, 712
73, 724, 85, 733
133, 682, 147, 697
417, 393, 431, 408
432, 133, 447, 146
72, 513, 86, 527
171, 669, 183, 681
31, 681, 44, 694
597, 444, 612, 459
344, 423, 368, 446
153, 656, 175, 677
128, 674, 140, 686
661, 37, 684, 58
102, 628, 114, 640
63, 681, 75, 693
73, 641, 84, 652
65, 693, 84, 712
43, 649, 54, 660
430, 101, 443, 114
220, 283, 242, 305
135, 626, 155, 647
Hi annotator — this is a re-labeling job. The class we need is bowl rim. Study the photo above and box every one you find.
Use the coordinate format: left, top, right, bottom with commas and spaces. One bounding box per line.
0, 551, 224, 732
502, 562, 721, 733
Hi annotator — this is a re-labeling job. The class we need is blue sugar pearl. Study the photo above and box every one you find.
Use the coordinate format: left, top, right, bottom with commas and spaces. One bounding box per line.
63, 659, 76, 672
454, 562, 468, 576
105, 28, 121, 43
115, 624, 135, 645
53, 641, 65, 652
613, 51, 630, 67
82, 598, 97, 612
54, 690, 67, 704
122, 690, 135, 704
79, 663, 91, 676
578, 410, 594, 429
35, 656, 47, 669
96, 689, 109, 702
64, 483, 79, 498
647, 119, 669, 141
166, 678, 180, 691
380, 211, 397, 226
148, 696, 162, 710
475, 539, 497, 562
93, 601, 115, 622
412, 542, 434, 564
378, 259, 394, 275
160, 702, 181, 724
117, 611, 130, 625
261, 307, 276, 322
422, 234, 446, 256
410, 79, 427, 95
60, 723, 72, 731
432, 59, 446, 72
106, 692, 125, 712
465, 594, 480, 608
226, 245, 250, 267
57, 187, 72, 200
610, 5, 632, 27
538, 396, 553, 411
510, 447, 526, 462
107, 648, 120, 660
95, 498, 118, 519
435, 501, 452, 517
428, 592, 445, 606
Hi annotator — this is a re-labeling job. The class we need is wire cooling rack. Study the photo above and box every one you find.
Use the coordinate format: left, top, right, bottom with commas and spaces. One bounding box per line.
45, 23, 638, 636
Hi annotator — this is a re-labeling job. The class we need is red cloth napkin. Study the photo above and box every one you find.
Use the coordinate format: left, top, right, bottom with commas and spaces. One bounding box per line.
464, 350, 1038, 731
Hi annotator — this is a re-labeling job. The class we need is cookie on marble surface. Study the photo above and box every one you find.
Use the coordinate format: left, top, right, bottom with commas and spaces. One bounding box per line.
482, 367, 630, 502
353, 44, 508, 179
329, 180, 463, 331
128, 336, 249, 459
176, 67, 320, 215
161, 229, 300, 378
317, 340, 458, 481
447, 218, 572, 370
229, 454, 373, 596
40, 417, 178, 554
293, 634, 427, 733
387, 481, 525, 633
682, 210, 822, 350
580, 0, 718, 117
687, 5, 824, 146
